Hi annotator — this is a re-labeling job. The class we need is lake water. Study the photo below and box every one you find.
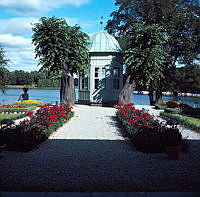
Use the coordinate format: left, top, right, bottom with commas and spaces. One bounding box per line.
0, 88, 200, 107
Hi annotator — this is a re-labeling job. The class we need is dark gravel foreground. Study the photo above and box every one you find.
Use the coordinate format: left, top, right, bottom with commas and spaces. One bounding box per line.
0, 105, 200, 192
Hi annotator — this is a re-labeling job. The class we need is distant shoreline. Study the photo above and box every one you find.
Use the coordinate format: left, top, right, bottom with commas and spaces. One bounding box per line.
6, 85, 59, 90
4, 86, 200, 98
134, 91, 200, 98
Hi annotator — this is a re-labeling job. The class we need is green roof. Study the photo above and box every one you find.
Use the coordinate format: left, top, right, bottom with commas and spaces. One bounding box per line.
89, 31, 122, 53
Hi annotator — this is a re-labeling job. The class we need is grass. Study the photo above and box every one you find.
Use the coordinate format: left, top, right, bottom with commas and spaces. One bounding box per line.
0, 113, 27, 122
160, 112, 200, 132
182, 115, 200, 126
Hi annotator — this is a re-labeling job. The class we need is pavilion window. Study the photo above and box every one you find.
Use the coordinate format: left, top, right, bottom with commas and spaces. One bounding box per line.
81, 77, 88, 90
95, 79, 99, 89
95, 67, 99, 77
113, 67, 120, 89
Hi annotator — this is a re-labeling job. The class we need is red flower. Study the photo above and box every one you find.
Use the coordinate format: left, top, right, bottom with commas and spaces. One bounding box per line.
142, 113, 151, 118
27, 111, 33, 117
38, 125, 45, 130
128, 119, 137, 123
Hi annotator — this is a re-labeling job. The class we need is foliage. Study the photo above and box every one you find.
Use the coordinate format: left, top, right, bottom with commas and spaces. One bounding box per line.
0, 104, 74, 151
161, 126, 182, 146
0, 104, 36, 113
160, 112, 200, 132
116, 103, 184, 153
0, 45, 9, 92
180, 104, 200, 118
32, 16, 90, 76
3, 68, 60, 88
32, 17, 90, 105
16, 100, 44, 105
106, 0, 200, 66
164, 108, 181, 114
166, 101, 180, 108
166, 65, 200, 93
106, 0, 200, 102
125, 23, 168, 88
0, 113, 27, 122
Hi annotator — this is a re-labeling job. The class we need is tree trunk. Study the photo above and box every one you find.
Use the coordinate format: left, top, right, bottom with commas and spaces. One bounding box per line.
148, 90, 155, 106
118, 75, 136, 104
60, 70, 74, 106
155, 88, 162, 103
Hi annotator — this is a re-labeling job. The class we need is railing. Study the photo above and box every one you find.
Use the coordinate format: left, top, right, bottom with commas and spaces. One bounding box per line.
78, 90, 90, 101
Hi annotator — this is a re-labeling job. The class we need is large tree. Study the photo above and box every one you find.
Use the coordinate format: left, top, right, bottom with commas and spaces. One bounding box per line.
32, 17, 90, 105
106, 0, 200, 103
0, 45, 9, 92
118, 23, 168, 105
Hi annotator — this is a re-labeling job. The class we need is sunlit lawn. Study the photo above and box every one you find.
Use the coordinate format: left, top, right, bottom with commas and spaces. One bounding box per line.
0, 113, 26, 122
182, 115, 200, 127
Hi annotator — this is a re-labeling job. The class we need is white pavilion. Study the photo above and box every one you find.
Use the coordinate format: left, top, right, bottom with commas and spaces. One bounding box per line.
75, 31, 124, 105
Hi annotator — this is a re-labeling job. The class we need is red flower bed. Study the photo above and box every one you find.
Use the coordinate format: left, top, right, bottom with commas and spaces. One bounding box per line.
0, 104, 28, 108
116, 103, 164, 153
0, 104, 74, 152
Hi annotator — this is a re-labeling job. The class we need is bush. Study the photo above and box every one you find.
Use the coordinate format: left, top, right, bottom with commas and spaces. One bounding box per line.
164, 108, 181, 114
166, 101, 179, 108
132, 127, 164, 153
160, 112, 200, 132
180, 104, 200, 118
115, 103, 183, 153
0, 104, 74, 151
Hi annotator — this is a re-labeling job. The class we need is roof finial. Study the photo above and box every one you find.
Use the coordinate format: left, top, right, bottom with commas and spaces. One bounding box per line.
100, 16, 103, 31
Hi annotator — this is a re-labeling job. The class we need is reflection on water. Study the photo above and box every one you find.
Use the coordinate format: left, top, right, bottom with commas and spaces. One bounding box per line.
0, 88, 200, 107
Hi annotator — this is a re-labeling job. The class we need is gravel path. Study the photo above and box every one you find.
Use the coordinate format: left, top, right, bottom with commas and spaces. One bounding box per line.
0, 105, 200, 192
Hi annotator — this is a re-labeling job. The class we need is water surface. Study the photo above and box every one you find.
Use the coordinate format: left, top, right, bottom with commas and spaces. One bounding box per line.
0, 88, 200, 107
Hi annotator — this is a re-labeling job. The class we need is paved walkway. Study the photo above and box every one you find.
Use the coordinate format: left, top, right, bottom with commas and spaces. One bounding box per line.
0, 105, 200, 192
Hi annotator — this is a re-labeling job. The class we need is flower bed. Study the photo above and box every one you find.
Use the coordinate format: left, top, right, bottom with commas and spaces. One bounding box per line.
15, 100, 44, 106
115, 103, 183, 153
0, 104, 37, 113
0, 104, 74, 152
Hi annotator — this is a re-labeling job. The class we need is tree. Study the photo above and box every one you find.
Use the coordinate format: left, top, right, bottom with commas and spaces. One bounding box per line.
0, 45, 9, 92
106, 0, 200, 103
118, 23, 168, 105
32, 17, 90, 105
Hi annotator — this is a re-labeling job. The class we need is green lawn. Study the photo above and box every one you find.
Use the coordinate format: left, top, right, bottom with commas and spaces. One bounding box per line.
0, 113, 26, 122
160, 112, 200, 132
182, 115, 200, 126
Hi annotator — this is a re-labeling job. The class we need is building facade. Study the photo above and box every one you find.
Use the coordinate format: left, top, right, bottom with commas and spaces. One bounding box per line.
76, 31, 124, 105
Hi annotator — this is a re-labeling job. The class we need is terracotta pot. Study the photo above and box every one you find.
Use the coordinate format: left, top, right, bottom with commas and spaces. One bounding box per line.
165, 145, 181, 160
0, 144, 6, 157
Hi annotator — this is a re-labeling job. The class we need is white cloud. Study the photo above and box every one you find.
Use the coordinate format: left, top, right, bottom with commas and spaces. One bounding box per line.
0, 34, 32, 49
0, 0, 90, 15
0, 17, 38, 35
0, 34, 38, 71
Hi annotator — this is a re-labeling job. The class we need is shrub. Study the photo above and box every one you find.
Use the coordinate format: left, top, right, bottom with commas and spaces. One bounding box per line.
166, 101, 179, 108
164, 108, 181, 114
160, 112, 200, 132
180, 104, 200, 118
0, 104, 74, 151
161, 126, 182, 146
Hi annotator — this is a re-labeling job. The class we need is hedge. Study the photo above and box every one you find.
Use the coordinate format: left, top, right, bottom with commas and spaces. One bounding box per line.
160, 112, 200, 133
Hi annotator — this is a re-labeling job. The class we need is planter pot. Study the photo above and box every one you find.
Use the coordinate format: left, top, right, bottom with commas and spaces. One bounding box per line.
0, 144, 6, 157
165, 145, 181, 160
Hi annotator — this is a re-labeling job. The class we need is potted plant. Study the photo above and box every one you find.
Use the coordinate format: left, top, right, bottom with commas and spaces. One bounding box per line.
161, 126, 182, 160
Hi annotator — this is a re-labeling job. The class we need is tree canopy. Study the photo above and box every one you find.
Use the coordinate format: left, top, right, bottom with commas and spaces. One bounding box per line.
106, 0, 200, 104
106, 0, 200, 67
0, 45, 9, 92
118, 23, 168, 104
32, 17, 90, 105
32, 17, 90, 75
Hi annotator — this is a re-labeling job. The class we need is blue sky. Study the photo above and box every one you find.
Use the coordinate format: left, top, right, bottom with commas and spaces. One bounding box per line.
0, 0, 117, 71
